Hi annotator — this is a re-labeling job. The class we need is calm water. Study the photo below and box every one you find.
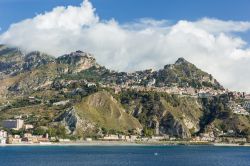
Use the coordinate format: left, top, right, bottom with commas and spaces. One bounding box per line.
0, 145, 250, 166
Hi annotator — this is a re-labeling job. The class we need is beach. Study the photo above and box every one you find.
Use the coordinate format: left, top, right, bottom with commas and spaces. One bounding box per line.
1, 140, 250, 147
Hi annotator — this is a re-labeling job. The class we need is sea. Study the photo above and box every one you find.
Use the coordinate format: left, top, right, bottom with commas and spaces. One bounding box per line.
0, 145, 250, 166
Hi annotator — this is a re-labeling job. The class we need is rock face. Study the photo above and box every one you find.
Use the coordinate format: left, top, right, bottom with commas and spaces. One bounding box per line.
56, 107, 95, 135
0, 45, 55, 76
56, 51, 98, 73
0, 46, 24, 75
56, 107, 78, 134
23, 51, 54, 71
160, 113, 191, 138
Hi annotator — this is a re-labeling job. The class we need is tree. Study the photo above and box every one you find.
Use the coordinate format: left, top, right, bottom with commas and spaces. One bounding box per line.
33, 127, 47, 136
143, 127, 154, 137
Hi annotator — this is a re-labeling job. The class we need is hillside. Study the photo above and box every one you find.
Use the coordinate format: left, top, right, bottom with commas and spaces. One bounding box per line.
119, 90, 203, 138
0, 45, 249, 141
62, 91, 142, 137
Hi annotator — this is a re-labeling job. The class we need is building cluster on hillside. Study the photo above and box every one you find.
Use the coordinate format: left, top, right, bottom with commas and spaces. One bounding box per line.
233, 105, 250, 116
245, 94, 250, 100
102, 83, 250, 117
228, 91, 250, 100
228, 101, 250, 116
101, 83, 228, 98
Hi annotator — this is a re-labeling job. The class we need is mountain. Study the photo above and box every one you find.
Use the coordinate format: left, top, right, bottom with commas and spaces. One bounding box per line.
155, 57, 222, 89
0, 45, 249, 140
0, 45, 54, 75
57, 57, 223, 90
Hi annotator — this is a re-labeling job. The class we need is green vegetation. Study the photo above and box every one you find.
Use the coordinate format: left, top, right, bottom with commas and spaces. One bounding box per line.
119, 90, 203, 138
61, 66, 111, 83
74, 91, 142, 137
199, 94, 231, 133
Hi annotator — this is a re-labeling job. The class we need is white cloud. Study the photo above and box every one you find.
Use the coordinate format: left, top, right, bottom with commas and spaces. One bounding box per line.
194, 18, 250, 33
1, 0, 250, 92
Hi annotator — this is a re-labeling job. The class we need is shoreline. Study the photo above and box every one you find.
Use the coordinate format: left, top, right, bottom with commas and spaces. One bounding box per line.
1, 141, 250, 147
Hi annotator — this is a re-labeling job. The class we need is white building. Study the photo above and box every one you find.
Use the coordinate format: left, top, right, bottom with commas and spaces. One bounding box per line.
150, 135, 169, 141
53, 100, 70, 106
25, 124, 34, 130
102, 135, 120, 141
233, 105, 250, 116
85, 138, 92, 141
59, 139, 70, 142
0, 130, 7, 145
0, 130, 7, 138
0, 138, 6, 144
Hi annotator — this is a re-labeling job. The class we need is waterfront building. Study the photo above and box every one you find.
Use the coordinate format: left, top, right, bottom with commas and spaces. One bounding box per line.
59, 139, 71, 142
102, 135, 120, 141
85, 138, 92, 141
151, 135, 169, 141
0, 130, 7, 138
7, 135, 22, 144
0, 138, 6, 144
0, 130, 7, 145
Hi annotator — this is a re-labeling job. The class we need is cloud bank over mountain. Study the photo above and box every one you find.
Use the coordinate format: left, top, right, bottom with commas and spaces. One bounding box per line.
1, 0, 250, 92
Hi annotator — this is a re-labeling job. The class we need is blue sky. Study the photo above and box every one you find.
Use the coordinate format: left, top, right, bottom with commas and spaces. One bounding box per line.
0, 0, 250, 31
